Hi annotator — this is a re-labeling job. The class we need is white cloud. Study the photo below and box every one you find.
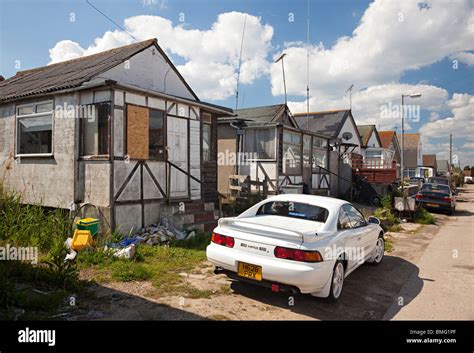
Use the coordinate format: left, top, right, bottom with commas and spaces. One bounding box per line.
288, 83, 449, 130
48, 40, 84, 63
451, 51, 474, 66
272, 0, 473, 100
419, 93, 474, 140
48, 12, 273, 101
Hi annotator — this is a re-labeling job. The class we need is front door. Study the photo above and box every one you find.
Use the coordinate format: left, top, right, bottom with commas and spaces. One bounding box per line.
167, 116, 188, 198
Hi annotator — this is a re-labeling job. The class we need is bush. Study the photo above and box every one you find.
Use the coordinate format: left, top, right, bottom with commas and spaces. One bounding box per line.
414, 207, 435, 225
374, 207, 400, 232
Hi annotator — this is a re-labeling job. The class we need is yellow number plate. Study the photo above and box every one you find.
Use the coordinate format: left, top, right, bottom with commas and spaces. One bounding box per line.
238, 262, 262, 281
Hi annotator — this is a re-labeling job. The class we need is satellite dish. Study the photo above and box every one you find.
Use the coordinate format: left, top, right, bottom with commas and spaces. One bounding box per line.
342, 132, 353, 141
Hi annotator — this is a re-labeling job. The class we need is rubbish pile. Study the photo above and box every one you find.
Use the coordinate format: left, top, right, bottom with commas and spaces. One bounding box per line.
64, 216, 193, 262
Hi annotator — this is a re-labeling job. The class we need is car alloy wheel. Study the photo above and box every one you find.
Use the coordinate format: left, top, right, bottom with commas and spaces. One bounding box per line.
374, 237, 384, 263
332, 262, 344, 299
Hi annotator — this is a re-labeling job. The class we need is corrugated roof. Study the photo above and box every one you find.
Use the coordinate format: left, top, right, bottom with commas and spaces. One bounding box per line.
379, 130, 396, 149
233, 104, 286, 126
293, 110, 350, 138
0, 38, 199, 103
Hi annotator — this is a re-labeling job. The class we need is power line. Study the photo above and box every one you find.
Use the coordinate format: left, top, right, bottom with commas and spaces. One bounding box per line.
85, 0, 138, 42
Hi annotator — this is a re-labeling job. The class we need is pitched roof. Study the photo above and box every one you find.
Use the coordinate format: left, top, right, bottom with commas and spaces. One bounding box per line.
231, 104, 290, 126
357, 124, 381, 147
0, 38, 199, 102
437, 159, 450, 171
423, 154, 437, 168
397, 133, 420, 148
379, 130, 396, 149
293, 109, 350, 139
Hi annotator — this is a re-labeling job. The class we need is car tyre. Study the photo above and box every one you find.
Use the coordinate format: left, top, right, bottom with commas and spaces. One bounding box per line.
326, 260, 345, 302
367, 235, 384, 266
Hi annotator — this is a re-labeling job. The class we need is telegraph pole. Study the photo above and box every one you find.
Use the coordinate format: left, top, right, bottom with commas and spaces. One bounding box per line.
449, 133, 453, 170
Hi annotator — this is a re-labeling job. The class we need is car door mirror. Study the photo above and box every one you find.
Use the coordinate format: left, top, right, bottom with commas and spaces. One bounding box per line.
368, 216, 381, 225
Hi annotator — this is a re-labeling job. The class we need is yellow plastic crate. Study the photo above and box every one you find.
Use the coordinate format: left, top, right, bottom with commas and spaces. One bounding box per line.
71, 229, 93, 251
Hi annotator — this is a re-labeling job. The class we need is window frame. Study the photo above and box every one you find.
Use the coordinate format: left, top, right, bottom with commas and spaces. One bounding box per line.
201, 112, 212, 162
243, 127, 277, 161
282, 129, 303, 175
148, 107, 167, 161
81, 102, 111, 158
15, 100, 55, 158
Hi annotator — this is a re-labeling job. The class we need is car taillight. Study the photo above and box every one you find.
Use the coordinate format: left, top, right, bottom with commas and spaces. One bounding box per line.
415, 193, 424, 200
443, 196, 452, 202
274, 246, 323, 263
211, 232, 234, 248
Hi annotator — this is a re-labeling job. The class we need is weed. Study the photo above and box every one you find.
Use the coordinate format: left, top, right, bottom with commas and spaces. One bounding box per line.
414, 208, 435, 225
111, 261, 153, 282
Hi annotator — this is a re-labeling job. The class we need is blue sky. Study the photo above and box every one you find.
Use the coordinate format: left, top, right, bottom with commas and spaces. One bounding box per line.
1, 0, 473, 164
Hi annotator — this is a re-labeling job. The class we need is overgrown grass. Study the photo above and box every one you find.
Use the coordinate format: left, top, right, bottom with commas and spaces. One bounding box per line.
373, 194, 401, 232
414, 207, 436, 225
0, 185, 82, 319
0, 188, 71, 252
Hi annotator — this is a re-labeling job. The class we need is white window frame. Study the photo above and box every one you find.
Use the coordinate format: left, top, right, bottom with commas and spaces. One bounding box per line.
15, 100, 54, 158
243, 127, 277, 161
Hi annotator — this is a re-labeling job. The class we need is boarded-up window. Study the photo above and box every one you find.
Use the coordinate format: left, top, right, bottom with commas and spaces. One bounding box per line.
149, 109, 165, 160
127, 105, 149, 160
82, 103, 110, 156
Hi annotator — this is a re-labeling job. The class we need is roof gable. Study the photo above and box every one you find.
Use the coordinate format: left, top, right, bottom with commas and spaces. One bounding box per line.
379, 130, 396, 149
0, 38, 199, 102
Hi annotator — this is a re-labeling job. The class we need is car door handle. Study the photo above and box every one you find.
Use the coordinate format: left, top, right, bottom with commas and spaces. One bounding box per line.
357, 236, 362, 241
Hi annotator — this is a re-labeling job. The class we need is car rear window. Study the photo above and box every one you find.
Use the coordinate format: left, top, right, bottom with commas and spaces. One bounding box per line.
421, 184, 450, 192
256, 201, 329, 223
428, 178, 449, 185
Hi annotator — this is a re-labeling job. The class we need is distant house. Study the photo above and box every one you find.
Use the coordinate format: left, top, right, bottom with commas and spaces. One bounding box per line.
397, 133, 423, 178
0, 39, 233, 233
357, 124, 394, 169
293, 109, 363, 196
379, 130, 401, 176
421, 154, 438, 178
293, 109, 363, 156
437, 159, 451, 177
217, 104, 332, 198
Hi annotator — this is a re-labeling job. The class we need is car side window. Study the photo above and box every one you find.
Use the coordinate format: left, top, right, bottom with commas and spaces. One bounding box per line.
344, 205, 367, 228
338, 207, 352, 230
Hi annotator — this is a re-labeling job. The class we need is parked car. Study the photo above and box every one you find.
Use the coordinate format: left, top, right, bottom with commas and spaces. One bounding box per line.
409, 177, 425, 184
415, 183, 456, 215
206, 194, 384, 302
427, 176, 450, 185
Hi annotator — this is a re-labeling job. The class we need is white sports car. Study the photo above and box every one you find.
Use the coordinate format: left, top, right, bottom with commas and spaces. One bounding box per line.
206, 194, 384, 301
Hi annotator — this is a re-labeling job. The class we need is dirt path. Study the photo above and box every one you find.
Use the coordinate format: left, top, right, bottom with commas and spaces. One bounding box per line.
68, 205, 459, 321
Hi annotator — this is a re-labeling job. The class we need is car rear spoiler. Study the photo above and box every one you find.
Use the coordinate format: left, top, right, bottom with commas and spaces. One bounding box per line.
218, 218, 307, 243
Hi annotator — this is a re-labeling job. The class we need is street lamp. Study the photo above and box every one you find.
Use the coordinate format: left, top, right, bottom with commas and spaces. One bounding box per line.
275, 53, 287, 105
401, 93, 422, 196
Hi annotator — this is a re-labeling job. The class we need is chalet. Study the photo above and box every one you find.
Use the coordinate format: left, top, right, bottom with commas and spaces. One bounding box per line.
421, 154, 438, 178
397, 133, 423, 178
379, 130, 401, 177
0, 39, 233, 233
217, 104, 331, 198
437, 159, 451, 177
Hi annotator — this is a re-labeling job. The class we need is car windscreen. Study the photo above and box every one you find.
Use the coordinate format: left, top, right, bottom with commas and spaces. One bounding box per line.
421, 184, 450, 192
256, 201, 329, 223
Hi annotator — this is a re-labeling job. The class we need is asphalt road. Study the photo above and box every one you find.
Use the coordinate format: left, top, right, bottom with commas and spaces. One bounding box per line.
385, 184, 474, 320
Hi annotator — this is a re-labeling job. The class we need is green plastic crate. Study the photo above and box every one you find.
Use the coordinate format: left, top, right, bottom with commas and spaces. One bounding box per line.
76, 218, 100, 236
